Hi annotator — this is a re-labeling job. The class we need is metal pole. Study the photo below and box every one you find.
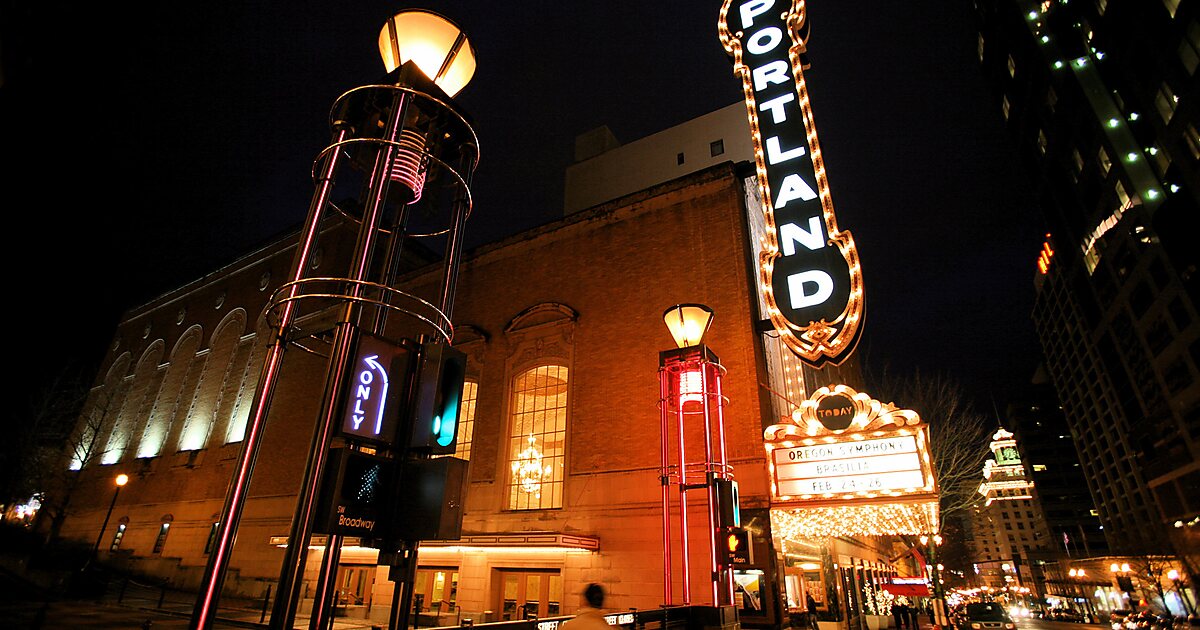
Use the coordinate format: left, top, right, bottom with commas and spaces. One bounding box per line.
91, 485, 121, 559
271, 89, 412, 630
309, 535, 343, 630
191, 125, 349, 630
676, 361, 691, 604
659, 362, 673, 606
261, 584, 273, 624
710, 360, 734, 604
435, 146, 477, 320
395, 543, 422, 630
700, 358, 720, 606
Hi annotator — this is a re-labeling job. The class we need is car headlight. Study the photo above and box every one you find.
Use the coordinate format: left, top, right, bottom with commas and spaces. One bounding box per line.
1005, 624, 1015, 629
971, 624, 982, 629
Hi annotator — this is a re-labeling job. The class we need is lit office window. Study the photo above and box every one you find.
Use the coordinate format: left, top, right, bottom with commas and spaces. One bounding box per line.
1156, 83, 1179, 122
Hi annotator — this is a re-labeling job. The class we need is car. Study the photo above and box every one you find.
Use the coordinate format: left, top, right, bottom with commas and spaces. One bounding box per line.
957, 603, 1017, 630
1051, 609, 1084, 623
1111, 609, 1135, 630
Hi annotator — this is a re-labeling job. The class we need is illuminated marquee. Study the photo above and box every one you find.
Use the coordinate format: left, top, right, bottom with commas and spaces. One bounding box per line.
764, 385, 939, 536
719, 0, 863, 367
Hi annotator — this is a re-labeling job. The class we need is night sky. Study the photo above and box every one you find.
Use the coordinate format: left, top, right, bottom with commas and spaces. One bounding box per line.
3, 1, 1045, 430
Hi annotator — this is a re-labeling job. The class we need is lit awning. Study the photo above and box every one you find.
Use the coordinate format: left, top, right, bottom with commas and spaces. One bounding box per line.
424, 533, 600, 552
884, 581, 931, 597
269, 532, 600, 553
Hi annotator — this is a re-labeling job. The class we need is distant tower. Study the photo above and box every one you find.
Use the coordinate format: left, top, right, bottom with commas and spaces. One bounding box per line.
970, 428, 1055, 594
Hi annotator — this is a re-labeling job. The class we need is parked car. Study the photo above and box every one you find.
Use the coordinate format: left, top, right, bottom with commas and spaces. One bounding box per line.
1050, 609, 1084, 623
1111, 609, 1135, 630
957, 603, 1017, 630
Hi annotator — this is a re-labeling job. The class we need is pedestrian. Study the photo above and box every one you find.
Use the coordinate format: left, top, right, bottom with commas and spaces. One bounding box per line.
807, 593, 821, 630
908, 603, 920, 630
893, 602, 907, 630
560, 584, 608, 630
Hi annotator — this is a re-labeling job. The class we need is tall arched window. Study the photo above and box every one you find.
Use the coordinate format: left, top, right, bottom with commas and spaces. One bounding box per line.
506, 365, 568, 510
454, 379, 478, 461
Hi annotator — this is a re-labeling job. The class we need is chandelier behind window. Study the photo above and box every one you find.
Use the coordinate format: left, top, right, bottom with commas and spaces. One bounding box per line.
512, 434, 552, 497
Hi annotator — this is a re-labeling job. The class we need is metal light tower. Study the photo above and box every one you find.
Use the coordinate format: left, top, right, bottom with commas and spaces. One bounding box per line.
191, 10, 478, 629
659, 304, 735, 607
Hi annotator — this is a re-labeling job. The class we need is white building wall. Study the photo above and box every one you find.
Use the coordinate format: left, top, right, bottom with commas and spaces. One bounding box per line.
563, 103, 752, 214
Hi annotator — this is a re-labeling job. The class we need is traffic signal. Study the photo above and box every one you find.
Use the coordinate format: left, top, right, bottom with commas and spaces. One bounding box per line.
314, 448, 394, 537
722, 526, 753, 565
715, 479, 740, 528
408, 342, 467, 454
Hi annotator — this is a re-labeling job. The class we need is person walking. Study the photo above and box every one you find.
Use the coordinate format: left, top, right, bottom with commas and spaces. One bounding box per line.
561, 584, 608, 630
807, 593, 821, 630
894, 602, 908, 630
907, 603, 921, 630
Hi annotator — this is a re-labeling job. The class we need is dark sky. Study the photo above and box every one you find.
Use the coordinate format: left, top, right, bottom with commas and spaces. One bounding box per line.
3, 1, 1045, 426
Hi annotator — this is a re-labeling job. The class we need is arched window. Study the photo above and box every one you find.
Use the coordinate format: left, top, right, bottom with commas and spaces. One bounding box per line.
506, 365, 568, 510
453, 379, 478, 461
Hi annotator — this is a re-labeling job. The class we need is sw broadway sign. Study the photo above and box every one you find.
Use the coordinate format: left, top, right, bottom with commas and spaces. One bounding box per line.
719, 0, 863, 367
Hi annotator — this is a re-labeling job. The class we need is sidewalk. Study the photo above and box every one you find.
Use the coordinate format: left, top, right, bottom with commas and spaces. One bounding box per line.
0, 574, 387, 630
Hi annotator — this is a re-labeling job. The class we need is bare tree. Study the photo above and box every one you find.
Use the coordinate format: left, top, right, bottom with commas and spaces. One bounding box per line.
2, 368, 118, 543
871, 370, 994, 530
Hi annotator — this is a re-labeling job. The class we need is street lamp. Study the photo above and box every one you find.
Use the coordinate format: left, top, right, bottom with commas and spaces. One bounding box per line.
1111, 563, 1134, 610
1068, 568, 1095, 621
1167, 569, 1195, 615
917, 534, 950, 628
192, 8, 479, 630
92, 473, 129, 558
659, 304, 733, 607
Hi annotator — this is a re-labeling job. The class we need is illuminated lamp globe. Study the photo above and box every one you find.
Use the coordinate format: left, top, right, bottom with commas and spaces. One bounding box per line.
115, 473, 129, 487
378, 10, 476, 97
663, 304, 714, 349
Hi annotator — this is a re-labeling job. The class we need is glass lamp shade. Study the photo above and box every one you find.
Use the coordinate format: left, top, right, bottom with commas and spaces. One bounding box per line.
378, 10, 476, 97
115, 473, 129, 487
663, 304, 714, 348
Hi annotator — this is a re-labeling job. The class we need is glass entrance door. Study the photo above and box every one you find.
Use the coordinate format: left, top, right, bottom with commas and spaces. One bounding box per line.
414, 567, 460, 612
335, 565, 374, 606
497, 570, 562, 620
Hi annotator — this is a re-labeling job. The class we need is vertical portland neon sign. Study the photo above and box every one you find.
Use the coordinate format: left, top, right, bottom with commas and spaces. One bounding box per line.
719, 0, 864, 366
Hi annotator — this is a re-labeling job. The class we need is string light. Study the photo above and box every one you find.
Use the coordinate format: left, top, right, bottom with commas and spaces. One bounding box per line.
772, 503, 938, 538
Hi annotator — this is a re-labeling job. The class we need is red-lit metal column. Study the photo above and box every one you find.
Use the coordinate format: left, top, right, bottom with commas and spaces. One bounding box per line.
191, 125, 349, 630
660, 365, 674, 606
710, 361, 734, 603
659, 345, 731, 608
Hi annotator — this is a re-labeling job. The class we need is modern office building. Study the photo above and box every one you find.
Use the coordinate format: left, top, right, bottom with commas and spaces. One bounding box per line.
975, 0, 1200, 565
1004, 376, 1108, 560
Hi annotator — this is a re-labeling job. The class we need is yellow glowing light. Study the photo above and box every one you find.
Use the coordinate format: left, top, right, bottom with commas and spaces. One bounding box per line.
772, 502, 939, 538
378, 10, 476, 97
115, 474, 129, 487
663, 304, 715, 348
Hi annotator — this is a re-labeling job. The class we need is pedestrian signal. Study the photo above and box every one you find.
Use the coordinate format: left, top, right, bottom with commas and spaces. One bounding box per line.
722, 526, 753, 565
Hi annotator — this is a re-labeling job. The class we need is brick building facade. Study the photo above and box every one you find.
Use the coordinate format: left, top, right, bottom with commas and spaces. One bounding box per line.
58, 108, 915, 627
